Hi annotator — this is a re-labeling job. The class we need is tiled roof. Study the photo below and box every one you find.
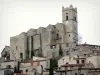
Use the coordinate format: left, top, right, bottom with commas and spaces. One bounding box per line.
79, 44, 100, 47
14, 73, 28, 75
20, 59, 46, 63
61, 64, 84, 67
78, 68, 100, 70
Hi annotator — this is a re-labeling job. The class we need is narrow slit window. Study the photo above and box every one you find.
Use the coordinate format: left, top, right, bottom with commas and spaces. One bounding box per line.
74, 17, 76, 21
66, 16, 68, 20
16, 46, 17, 50
69, 34, 70, 37
31, 36, 33, 50
66, 43, 69, 47
50, 45, 56, 49
77, 60, 79, 64
81, 60, 85, 64
26, 69, 28, 73
56, 34, 59, 40
20, 53, 23, 59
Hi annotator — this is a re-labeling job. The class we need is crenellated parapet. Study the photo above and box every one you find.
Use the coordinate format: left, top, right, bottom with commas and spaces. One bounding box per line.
62, 5, 77, 12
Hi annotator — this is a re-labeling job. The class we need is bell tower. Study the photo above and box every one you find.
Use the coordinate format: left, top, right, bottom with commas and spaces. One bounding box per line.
62, 5, 78, 47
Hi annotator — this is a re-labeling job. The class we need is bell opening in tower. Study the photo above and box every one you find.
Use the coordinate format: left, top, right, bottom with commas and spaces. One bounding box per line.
66, 16, 68, 20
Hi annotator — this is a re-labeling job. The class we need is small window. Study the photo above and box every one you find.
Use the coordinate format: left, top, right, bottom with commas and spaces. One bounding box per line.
66, 51, 69, 55
75, 17, 76, 21
50, 45, 56, 49
56, 34, 59, 40
20, 53, 23, 59
74, 16, 76, 21
6, 65, 11, 68
69, 34, 70, 37
84, 54, 86, 56
81, 60, 85, 64
66, 43, 69, 47
75, 73, 78, 75
76, 60, 79, 64
77, 55, 79, 58
26, 69, 28, 73
66, 16, 68, 20
73, 49, 76, 51
16, 46, 17, 50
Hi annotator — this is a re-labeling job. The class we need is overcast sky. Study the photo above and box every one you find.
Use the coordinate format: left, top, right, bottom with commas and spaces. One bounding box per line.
0, 0, 100, 53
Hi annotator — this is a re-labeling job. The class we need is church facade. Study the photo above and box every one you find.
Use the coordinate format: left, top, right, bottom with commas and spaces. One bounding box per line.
10, 5, 78, 61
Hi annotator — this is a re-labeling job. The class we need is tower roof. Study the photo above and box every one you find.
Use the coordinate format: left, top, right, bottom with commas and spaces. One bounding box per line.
62, 5, 77, 12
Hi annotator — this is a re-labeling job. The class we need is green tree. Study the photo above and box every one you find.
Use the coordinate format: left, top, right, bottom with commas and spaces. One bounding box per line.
49, 59, 58, 75
31, 50, 34, 58
59, 44, 63, 56
49, 59, 53, 75
26, 50, 29, 59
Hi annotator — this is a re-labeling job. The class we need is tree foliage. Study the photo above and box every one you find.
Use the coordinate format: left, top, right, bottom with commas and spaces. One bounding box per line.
78, 34, 82, 44
59, 44, 63, 57
31, 50, 34, 58
26, 50, 29, 59
49, 58, 58, 75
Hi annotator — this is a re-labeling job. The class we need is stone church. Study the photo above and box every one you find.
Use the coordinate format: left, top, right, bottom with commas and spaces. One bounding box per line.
1, 5, 100, 75
9, 5, 78, 61
9, 5, 100, 61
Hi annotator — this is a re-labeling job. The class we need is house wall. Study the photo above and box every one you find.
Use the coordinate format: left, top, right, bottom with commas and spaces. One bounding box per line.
0, 70, 4, 75
20, 60, 48, 75
0, 61, 18, 68
10, 32, 27, 60
86, 56, 100, 68
58, 55, 100, 68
